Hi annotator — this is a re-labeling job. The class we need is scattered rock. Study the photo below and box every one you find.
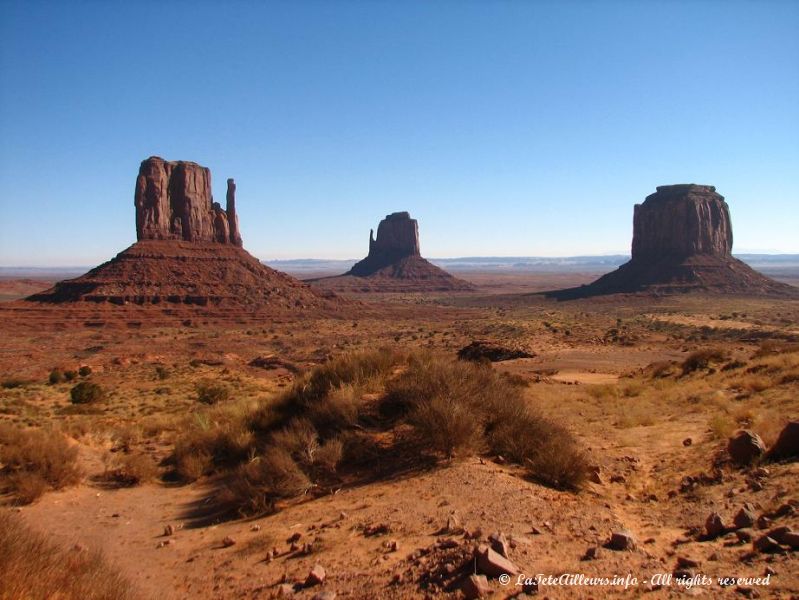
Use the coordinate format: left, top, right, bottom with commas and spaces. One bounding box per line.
677, 556, 700, 569
445, 513, 463, 535
287, 532, 302, 544
582, 546, 600, 561
305, 564, 326, 587
756, 515, 772, 529
683, 438, 693, 447
728, 431, 766, 466
752, 535, 781, 554
606, 530, 637, 551
163, 524, 174, 537
705, 513, 726, 538
488, 532, 510, 558
782, 532, 799, 549
221, 536, 236, 548
766, 421, 799, 461
461, 574, 492, 599
733, 505, 756, 529
275, 583, 295, 597
736, 529, 754, 543
765, 526, 793, 544
474, 544, 521, 577
311, 592, 336, 600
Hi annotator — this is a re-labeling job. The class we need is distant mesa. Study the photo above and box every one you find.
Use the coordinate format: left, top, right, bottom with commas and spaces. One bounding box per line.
310, 211, 474, 292
549, 184, 797, 299
27, 157, 340, 310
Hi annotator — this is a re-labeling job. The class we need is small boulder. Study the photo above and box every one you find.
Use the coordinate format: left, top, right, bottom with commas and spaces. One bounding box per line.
488, 531, 510, 558
765, 526, 793, 544
705, 513, 726, 538
221, 536, 236, 548
461, 574, 492, 599
753, 535, 781, 554
766, 421, 799, 461
733, 505, 756, 529
728, 430, 766, 465
736, 529, 754, 543
606, 530, 636, 551
582, 546, 600, 560
782, 532, 799, 549
474, 544, 521, 577
275, 583, 295, 597
306, 564, 326, 587
163, 524, 174, 537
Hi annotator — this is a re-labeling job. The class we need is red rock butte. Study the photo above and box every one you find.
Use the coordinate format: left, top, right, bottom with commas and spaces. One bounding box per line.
549, 184, 797, 299
25, 157, 342, 311
310, 212, 474, 292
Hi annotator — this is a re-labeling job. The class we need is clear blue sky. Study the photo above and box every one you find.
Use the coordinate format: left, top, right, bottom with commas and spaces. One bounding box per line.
1, 1, 797, 265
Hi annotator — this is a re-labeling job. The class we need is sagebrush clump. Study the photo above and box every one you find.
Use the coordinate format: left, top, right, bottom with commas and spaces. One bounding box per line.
0, 424, 82, 504
171, 348, 588, 517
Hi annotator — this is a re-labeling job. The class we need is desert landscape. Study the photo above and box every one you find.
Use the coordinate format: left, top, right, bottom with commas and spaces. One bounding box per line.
1, 2, 798, 600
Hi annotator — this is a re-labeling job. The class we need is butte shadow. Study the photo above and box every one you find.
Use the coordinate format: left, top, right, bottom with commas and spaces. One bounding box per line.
307, 211, 475, 293
546, 184, 798, 300
26, 157, 343, 311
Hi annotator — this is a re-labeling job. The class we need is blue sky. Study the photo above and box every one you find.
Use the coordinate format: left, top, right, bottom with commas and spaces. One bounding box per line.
1, 1, 797, 265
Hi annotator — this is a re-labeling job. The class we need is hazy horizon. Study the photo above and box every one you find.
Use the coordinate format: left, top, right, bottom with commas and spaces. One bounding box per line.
1, 1, 798, 265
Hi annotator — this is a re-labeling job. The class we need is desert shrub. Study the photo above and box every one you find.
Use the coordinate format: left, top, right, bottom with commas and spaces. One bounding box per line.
1, 378, 34, 389
101, 453, 158, 487
196, 381, 231, 405
173, 417, 252, 482
78, 366, 92, 377
155, 365, 170, 380
48, 368, 65, 385
171, 348, 588, 516
69, 381, 105, 404
0, 424, 81, 504
216, 447, 312, 516
384, 352, 589, 489
647, 360, 677, 378
753, 341, 799, 358
0, 511, 138, 600
681, 348, 728, 375
63, 370, 78, 382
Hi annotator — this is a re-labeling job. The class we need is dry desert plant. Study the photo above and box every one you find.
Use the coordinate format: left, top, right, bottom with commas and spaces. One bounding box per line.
0, 511, 138, 600
0, 424, 81, 504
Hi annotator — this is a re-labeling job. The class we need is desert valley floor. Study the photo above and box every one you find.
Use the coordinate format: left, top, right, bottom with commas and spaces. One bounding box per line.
1, 270, 798, 600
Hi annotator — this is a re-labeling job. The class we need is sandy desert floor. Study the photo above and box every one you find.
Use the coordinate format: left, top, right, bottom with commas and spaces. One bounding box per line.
1, 272, 798, 599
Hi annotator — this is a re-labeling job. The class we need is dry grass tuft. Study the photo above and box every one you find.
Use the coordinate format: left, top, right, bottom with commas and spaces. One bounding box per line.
0, 511, 138, 600
0, 424, 81, 504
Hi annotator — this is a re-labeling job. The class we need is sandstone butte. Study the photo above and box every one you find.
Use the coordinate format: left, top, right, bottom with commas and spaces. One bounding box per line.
309, 211, 474, 292
549, 184, 798, 299
26, 157, 342, 311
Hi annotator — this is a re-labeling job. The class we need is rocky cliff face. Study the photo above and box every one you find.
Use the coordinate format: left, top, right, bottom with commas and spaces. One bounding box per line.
548, 184, 797, 299
631, 185, 732, 260
352, 212, 421, 275
134, 157, 242, 247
